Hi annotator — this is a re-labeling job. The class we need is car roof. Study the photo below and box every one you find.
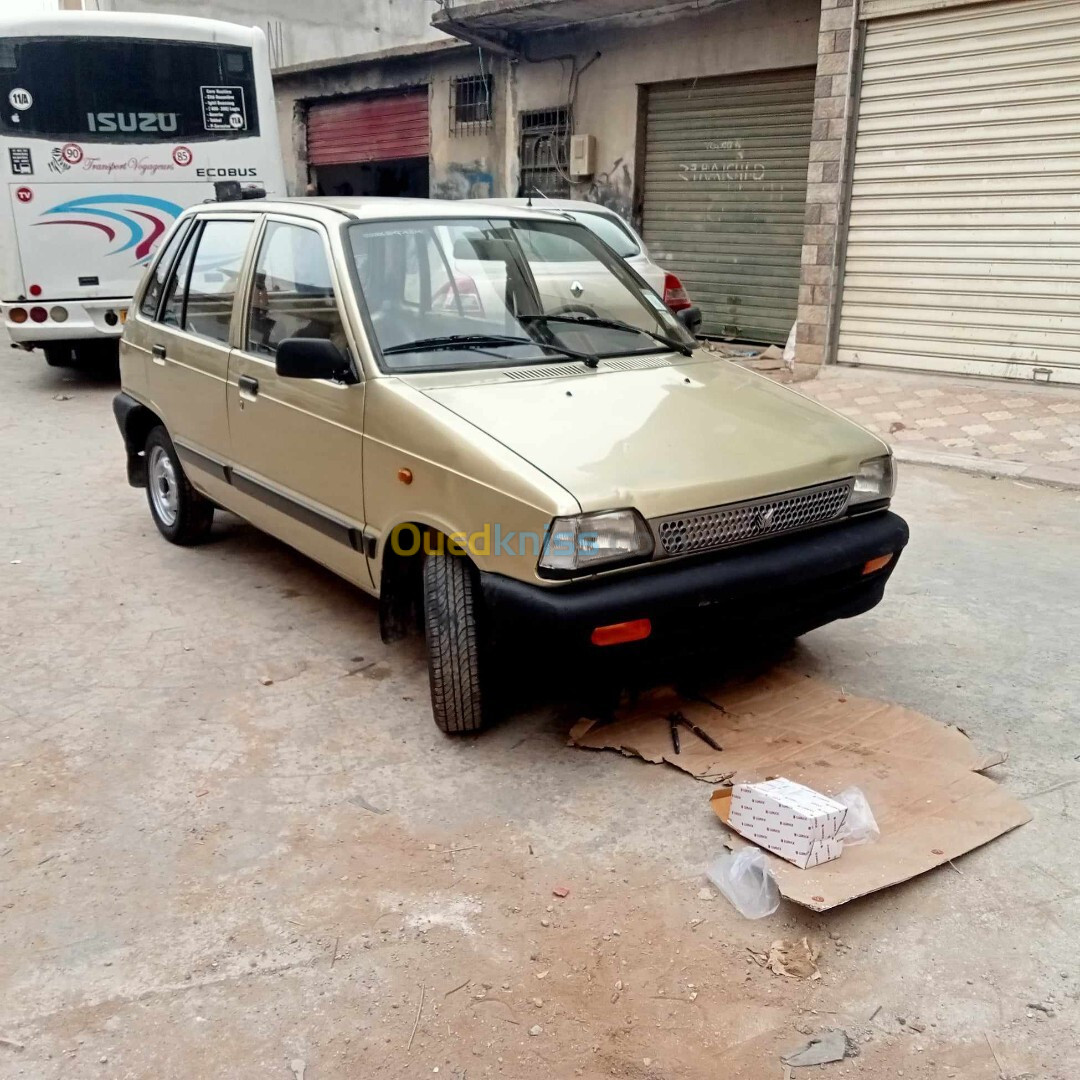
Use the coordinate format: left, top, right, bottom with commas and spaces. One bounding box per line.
475, 197, 625, 216
190, 196, 576, 224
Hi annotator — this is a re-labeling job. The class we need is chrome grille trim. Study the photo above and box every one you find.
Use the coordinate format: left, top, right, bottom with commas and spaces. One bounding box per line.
653, 479, 854, 558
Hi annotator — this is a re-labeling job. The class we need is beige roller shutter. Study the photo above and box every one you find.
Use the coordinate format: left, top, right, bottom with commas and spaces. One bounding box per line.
642, 69, 815, 344
839, 0, 1080, 384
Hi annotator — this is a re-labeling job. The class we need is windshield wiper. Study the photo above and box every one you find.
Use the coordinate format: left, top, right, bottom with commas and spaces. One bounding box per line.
382, 333, 596, 366
520, 314, 695, 358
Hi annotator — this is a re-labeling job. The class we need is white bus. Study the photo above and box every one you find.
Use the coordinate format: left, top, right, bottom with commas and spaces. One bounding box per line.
1, 12, 286, 367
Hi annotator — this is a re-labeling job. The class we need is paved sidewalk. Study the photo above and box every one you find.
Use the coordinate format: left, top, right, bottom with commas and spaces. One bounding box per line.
792, 365, 1080, 489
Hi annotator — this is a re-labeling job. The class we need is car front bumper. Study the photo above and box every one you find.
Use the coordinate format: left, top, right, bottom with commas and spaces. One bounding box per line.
479, 510, 909, 654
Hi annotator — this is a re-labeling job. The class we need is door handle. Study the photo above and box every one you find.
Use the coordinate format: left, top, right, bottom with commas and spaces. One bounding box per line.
152, 343, 166, 366
238, 374, 259, 401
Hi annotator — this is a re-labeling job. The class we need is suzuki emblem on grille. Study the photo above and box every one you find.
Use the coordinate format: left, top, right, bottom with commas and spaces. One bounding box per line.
756, 506, 777, 530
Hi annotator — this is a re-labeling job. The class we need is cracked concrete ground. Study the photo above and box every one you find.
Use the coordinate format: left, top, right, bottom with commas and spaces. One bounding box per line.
1, 343, 1078, 1079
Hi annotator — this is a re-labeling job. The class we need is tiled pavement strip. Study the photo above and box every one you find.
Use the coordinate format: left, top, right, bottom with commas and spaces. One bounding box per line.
722, 350, 1080, 490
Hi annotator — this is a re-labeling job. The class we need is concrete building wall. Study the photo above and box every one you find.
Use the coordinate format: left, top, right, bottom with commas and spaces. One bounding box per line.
94, 0, 448, 69
273, 44, 508, 199
507, 0, 820, 219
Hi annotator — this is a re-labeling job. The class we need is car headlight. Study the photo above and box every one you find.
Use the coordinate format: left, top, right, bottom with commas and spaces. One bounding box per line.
538, 509, 654, 577
850, 454, 896, 507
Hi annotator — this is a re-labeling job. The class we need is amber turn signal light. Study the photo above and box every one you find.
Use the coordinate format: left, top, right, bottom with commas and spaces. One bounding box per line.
862, 554, 894, 575
590, 618, 652, 647
397, 468, 413, 485
8, 307, 27, 324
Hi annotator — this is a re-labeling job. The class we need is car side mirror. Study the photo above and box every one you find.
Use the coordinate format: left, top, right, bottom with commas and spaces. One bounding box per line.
275, 337, 354, 382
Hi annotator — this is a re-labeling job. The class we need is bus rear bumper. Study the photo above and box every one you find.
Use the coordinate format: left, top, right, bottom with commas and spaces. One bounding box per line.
3, 299, 128, 344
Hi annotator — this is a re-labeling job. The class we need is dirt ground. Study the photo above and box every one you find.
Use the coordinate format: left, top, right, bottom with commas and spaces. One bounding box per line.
1, 348, 1079, 1079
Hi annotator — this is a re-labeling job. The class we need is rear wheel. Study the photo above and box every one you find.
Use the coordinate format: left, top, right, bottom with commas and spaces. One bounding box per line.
144, 426, 214, 546
43, 344, 76, 368
422, 551, 486, 734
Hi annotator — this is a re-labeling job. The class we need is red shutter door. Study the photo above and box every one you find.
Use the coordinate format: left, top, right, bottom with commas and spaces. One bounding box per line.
307, 92, 430, 166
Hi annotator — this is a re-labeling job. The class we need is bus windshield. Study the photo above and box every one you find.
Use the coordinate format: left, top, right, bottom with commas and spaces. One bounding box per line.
0, 37, 260, 143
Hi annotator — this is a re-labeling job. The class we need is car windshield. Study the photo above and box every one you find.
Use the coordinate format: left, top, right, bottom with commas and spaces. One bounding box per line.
347, 217, 692, 373
563, 210, 641, 258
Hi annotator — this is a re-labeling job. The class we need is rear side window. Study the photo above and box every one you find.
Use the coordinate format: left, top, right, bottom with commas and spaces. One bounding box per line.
570, 212, 640, 258
183, 220, 254, 344
160, 228, 199, 329
246, 221, 345, 357
139, 220, 190, 319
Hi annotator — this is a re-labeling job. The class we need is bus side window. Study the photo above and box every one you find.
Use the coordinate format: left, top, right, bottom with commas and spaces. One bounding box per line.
139, 221, 190, 321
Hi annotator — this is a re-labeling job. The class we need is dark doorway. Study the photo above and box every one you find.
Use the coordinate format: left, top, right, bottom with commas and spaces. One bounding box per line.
313, 157, 429, 198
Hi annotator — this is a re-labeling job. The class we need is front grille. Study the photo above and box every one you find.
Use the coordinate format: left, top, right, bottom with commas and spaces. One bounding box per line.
655, 480, 853, 557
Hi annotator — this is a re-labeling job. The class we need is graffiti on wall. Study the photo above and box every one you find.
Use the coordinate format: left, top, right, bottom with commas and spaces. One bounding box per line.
433, 160, 495, 200
581, 157, 632, 219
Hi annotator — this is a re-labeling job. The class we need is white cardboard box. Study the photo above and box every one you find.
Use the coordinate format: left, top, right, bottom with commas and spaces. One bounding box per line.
723, 777, 848, 869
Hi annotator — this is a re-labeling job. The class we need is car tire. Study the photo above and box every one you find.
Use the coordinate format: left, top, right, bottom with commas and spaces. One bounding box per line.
144, 426, 214, 546
423, 551, 486, 734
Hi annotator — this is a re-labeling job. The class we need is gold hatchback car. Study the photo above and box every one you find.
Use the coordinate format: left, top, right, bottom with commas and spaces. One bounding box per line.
114, 198, 908, 733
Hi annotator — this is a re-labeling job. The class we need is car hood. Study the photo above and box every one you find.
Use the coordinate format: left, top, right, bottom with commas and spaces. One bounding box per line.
416, 356, 888, 519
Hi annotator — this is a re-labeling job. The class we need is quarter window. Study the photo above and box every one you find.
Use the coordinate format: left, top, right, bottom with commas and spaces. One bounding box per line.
183, 220, 254, 344
246, 221, 345, 358
139, 220, 190, 320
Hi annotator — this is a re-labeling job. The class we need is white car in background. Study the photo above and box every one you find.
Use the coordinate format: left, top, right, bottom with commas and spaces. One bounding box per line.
470, 198, 702, 335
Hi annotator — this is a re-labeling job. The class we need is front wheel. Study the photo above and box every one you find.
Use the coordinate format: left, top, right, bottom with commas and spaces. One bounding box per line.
422, 552, 486, 734
144, 426, 215, 546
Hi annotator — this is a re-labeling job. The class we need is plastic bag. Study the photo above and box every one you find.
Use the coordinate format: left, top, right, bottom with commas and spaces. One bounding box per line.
834, 787, 880, 847
706, 848, 780, 919
782, 321, 797, 367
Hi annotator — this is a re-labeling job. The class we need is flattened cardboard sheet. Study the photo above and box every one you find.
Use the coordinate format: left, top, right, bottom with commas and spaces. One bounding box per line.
569, 670, 1031, 910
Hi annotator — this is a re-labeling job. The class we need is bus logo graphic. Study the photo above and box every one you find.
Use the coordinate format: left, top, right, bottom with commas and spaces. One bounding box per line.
16, 187, 33, 203
34, 194, 183, 262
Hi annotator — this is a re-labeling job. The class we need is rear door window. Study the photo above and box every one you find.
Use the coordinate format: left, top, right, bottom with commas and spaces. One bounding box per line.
139, 220, 191, 320
183, 220, 254, 344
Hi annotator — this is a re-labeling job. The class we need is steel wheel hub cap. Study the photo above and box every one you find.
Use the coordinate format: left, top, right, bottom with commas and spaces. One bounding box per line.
149, 445, 179, 526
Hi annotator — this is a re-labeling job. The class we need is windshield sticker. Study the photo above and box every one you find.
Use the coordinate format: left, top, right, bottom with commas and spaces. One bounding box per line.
9, 147, 32, 175
200, 86, 247, 133
8, 87, 33, 112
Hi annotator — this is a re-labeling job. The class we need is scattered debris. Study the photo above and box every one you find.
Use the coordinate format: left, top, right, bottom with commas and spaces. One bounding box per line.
868, 1005, 882, 1022
706, 847, 780, 919
259, 677, 274, 686
52, 393, 72, 402
749, 938, 820, 980
781, 1029, 850, 1068
0, 1037, 25, 1051
444, 980, 469, 998
407, 984, 425, 1051
1027, 1002, 1055, 1017
907, 1019, 927, 1032
528, 1025, 543, 1037
889, 421, 907, 434
552, 886, 570, 898
289, 1060, 306, 1080
984, 1031, 1008, 1077
697, 887, 715, 901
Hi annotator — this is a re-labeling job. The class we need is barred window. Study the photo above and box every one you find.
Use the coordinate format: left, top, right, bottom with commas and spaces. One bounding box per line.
450, 74, 493, 135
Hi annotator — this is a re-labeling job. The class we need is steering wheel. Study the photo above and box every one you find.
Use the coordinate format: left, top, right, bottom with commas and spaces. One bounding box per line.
547, 303, 600, 319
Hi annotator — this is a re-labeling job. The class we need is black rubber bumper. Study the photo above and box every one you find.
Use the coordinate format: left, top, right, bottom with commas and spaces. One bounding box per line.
479, 511, 909, 654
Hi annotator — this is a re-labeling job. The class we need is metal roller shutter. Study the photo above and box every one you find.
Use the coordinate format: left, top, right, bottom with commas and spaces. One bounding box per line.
839, 0, 1080, 384
307, 92, 430, 167
641, 69, 815, 343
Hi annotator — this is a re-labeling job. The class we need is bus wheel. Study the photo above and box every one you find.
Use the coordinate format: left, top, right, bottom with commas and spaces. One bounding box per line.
43, 344, 76, 368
